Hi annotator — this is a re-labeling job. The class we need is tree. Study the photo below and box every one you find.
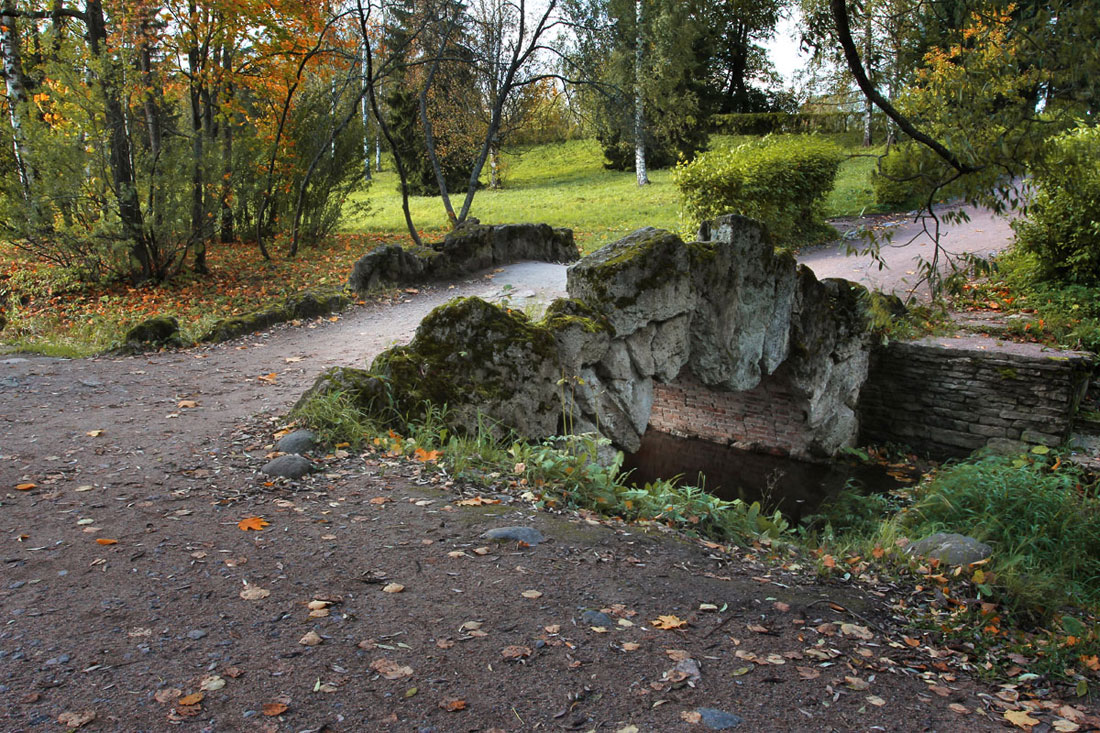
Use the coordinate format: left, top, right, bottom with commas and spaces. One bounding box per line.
825, 0, 1100, 293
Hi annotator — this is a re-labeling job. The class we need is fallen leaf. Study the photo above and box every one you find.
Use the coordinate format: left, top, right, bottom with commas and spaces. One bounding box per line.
456, 496, 501, 506
680, 710, 703, 724
370, 658, 413, 679
200, 675, 225, 691
57, 710, 96, 728
439, 697, 467, 712
1004, 709, 1040, 728
652, 615, 688, 630
797, 667, 820, 680
224, 666, 244, 678
15, 483, 36, 491
262, 702, 288, 716
382, 583, 404, 593
621, 642, 641, 651
1052, 721, 1080, 732
840, 623, 873, 640
237, 516, 269, 531
95, 538, 118, 545
299, 631, 323, 646
178, 692, 204, 706
413, 447, 442, 462
257, 372, 278, 383
155, 688, 182, 704
948, 703, 971, 715
239, 586, 270, 600
472, 546, 491, 555
177, 400, 198, 408
501, 645, 532, 660
369, 496, 393, 505
436, 638, 455, 649
521, 589, 542, 599
866, 695, 886, 707
845, 676, 870, 691
86, 429, 104, 437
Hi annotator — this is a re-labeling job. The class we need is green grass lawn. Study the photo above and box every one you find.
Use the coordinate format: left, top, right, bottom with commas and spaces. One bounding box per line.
345, 134, 892, 253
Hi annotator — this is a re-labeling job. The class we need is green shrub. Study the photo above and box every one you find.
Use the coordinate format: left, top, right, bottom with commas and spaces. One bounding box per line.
1014, 125, 1100, 285
900, 452, 1100, 617
673, 135, 844, 246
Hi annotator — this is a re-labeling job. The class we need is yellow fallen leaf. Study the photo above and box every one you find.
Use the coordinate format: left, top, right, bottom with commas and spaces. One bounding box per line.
413, 447, 442, 462
177, 400, 198, 408
15, 483, 36, 491
652, 615, 687, 630
177, 692, 204, 706
1004, 709, 1041, 729
382, 583, 405, 593
86, 429, 104, 437
456, 496, 501, 506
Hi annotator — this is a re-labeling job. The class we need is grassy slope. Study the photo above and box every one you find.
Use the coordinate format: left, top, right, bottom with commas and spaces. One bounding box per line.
347, 134, 889, 253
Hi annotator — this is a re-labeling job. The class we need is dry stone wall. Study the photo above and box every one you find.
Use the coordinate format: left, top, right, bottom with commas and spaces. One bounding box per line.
858, 338, 1093, 457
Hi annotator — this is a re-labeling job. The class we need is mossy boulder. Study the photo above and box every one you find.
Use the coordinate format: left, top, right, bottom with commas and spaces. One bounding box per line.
369, 297, 565, 439
294, 366, 390, 415
200, 288, 350, 343
120, 315, 184, 352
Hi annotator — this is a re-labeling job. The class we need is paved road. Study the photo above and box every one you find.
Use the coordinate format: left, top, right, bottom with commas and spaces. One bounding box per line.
798, 203, 1015, 298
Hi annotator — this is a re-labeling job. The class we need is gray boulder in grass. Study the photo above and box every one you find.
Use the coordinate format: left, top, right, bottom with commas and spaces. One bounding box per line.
904, 532, 991, 566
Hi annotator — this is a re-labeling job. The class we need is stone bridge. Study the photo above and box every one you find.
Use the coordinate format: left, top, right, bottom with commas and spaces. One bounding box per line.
306, 215, 874, 459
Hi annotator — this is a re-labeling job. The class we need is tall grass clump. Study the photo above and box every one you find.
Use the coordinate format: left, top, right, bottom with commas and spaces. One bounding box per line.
899, 452, 1100, 616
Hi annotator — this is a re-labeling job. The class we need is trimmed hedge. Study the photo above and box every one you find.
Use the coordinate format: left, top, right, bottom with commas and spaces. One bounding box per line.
711, 112, 854, 136
672, 136, 844, 247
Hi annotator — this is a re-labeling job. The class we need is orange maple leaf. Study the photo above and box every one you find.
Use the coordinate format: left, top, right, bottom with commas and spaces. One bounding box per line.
96, 538, 118, 545
238, 517, 270, 531
651, 614, 688, 630
413, 447, 442, 462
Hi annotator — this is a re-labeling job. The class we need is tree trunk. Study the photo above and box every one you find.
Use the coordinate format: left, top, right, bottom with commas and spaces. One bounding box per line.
85, 0, 153, 280
488, 140, 500, 189
633, 0, 648, 186
862, 9, 873, 147
188, 1, 208, 274
360, 41, 371, 182
1, 6, 33, 202
219, 48, 235, 243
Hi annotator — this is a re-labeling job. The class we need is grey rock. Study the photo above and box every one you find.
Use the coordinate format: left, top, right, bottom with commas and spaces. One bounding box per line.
186, 629, 207, 640
697, 707, 743, 730
45, 654, 70, 666
262, 454, 313, 480
276, 429, 316, 455
580, 610, 614, 628
480, 527, 545, 546
905, 533, 992, 566
348, 222, 579, 292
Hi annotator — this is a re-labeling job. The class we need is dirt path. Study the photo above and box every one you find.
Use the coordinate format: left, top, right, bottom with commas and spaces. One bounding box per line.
2, 228, 1093, 731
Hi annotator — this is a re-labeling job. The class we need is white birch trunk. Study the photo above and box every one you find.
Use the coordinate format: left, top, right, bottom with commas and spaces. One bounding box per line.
1, 11, 33, 200
633, 0, 648, 185
360, 42, 371, 181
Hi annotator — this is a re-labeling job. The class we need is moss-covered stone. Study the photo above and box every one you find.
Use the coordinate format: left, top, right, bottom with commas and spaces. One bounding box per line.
369, 297, 565, 438
293, 366, 390, 415
200, 288, 350, 343
120, 315, 184, 352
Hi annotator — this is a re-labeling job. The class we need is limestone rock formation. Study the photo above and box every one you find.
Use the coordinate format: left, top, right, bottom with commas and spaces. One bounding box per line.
347, 222, 580, 292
